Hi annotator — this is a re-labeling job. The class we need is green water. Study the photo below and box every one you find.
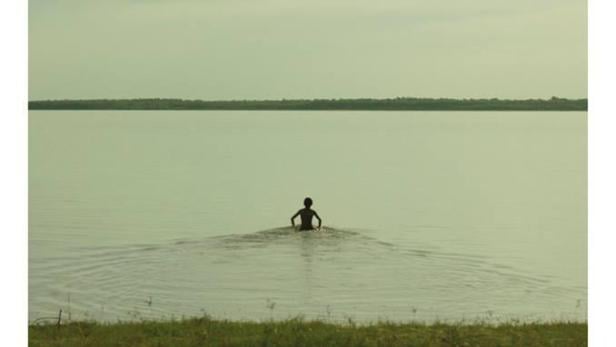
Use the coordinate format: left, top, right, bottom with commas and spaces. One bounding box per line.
29, 110, 586, 323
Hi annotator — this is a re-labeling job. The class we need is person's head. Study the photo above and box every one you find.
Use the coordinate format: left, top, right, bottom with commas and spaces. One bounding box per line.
303, 197, 313, 208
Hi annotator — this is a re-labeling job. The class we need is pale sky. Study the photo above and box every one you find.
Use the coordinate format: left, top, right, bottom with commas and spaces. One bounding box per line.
29, 0, 587, 100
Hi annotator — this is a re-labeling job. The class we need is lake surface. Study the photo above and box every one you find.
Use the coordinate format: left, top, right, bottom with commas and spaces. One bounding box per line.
29, 111, 587, 323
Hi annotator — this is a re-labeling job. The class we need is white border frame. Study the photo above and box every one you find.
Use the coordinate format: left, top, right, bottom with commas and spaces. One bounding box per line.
0, 0, 28, 345
588, 0, 616, 346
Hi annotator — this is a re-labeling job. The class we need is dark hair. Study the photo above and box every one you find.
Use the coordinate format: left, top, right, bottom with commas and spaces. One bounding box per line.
304, 197, 313, 207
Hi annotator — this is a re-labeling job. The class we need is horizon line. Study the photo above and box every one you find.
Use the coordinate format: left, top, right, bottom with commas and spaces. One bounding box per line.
28, 96, 588, 102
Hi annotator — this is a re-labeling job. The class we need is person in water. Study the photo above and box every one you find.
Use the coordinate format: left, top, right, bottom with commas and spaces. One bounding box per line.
291, 197, 322, 231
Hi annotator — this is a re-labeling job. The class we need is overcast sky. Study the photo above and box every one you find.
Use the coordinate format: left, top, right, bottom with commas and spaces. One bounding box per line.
29, 0, 587, 100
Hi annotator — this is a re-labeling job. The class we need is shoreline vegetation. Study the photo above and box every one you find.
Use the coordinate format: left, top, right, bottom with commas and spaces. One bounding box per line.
28, 97, 587, 111
29, 317, 587, 347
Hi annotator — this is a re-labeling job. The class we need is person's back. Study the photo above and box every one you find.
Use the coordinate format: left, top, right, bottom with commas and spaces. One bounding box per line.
298, 208, 316, 230
291, 197, 322, 231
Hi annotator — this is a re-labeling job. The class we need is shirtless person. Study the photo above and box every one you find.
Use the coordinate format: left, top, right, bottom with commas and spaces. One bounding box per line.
290, 197, 322, 231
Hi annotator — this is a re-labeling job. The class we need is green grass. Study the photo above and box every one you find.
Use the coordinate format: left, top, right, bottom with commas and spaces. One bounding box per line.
29, 317, 587, 347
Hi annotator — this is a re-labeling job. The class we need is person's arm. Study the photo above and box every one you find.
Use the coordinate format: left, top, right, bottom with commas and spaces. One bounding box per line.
314, 211, 322, 228
291, 210, 300, 228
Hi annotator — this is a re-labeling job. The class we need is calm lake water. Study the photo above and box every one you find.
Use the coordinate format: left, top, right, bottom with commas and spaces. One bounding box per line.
29, 111, 587, 323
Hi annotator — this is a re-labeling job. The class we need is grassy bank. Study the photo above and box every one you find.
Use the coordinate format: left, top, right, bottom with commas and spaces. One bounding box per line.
29, 317, 587, 347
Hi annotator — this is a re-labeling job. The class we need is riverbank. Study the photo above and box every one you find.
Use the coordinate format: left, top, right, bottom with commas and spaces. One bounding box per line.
29, 318, 587, 347
28, 97, 587, 111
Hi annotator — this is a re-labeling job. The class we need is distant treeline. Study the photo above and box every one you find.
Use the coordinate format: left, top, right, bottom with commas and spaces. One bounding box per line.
28, 97, 587, 111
